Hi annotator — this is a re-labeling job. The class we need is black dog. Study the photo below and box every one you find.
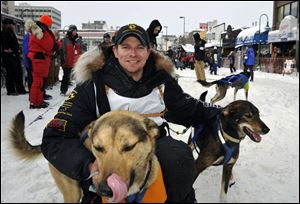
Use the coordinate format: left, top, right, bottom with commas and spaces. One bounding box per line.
189, 93, 270, 200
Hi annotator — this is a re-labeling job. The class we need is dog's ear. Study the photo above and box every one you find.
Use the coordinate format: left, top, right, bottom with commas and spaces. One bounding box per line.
143, 118, 159, 140
222, 107, 231, 116
222, 103, 239, 116
199, 90, 208, 102
86, 121, 96, 138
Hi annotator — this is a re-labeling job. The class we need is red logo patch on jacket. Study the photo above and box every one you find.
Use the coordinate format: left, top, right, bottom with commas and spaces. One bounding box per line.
47, 118, 67, 132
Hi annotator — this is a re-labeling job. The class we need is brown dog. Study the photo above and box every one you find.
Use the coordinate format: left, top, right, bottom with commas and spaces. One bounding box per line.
9, 110, 167, 203
188, 99, 270, 201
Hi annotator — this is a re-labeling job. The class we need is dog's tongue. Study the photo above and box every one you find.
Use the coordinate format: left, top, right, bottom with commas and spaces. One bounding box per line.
106, 173, 128, 203
244, 127, 262, 142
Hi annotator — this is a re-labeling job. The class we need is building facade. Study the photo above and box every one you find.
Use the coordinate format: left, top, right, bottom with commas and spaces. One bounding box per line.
1, 1, 15, 15
15, 3, 61, 29
58, 29, 116, 50
272, 1, 298, 71
82, 20, 108, 30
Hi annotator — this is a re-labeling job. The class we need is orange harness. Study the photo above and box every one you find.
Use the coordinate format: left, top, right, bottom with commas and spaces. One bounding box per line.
102, 162, 167, 203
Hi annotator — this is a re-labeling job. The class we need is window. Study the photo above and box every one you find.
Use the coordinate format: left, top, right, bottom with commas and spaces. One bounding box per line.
291, 2, 298, 17
277, 6, 283, 22
284, 4, 291, 17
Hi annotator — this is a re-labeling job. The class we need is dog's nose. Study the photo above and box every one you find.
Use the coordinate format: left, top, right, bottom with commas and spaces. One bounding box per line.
262, 125, 270, 134
98, 181, 113, 197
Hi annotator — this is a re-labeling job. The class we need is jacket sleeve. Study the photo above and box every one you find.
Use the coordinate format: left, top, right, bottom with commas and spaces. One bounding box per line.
60, 38, 67, 66
164, 78, 221, 127
41, 83, 97, 181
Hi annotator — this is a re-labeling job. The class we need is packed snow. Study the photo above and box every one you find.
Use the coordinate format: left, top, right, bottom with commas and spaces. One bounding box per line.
1, 67, 299, 203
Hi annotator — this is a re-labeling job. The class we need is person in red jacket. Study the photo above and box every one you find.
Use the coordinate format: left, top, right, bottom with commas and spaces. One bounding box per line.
60, 25, 81, 96
27, 15, 55, 109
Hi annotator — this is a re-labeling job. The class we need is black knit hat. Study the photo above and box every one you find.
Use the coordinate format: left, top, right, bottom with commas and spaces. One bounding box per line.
115, 24, 150, 47
103, 32, 110, 38
68, 24, 77, 31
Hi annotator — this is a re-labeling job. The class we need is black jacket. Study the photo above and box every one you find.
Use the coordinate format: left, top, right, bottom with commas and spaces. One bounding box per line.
193, 33, 206, 61
41, 47, 220, 181
146, 20, 162, 48
1, 27, 20, 56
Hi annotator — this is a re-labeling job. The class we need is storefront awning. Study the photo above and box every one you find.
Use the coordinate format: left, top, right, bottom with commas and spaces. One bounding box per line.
205, 40, 221, 48
268, 30, 280, 43
278, 15, 298, 42
181, 44, 194, 53
235, 26, 268, 48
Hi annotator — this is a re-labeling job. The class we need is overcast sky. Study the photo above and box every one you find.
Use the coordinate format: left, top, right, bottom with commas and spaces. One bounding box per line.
16, 1, 273, 36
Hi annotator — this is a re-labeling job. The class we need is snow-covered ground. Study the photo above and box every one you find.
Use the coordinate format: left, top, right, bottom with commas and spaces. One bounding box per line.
1, 67, 299, 203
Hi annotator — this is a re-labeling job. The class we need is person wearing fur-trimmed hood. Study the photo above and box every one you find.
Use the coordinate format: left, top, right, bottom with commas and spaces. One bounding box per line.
41, 23, 221, 202
26, 15, 55, 109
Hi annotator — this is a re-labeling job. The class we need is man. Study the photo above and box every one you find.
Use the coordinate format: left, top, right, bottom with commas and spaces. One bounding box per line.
60, 24, 81, 96
1, 18, 27, 96
166, 46, 175, 63
27, 15, 55, 109
193, 32, 206, 80
41, 24, 221, 202
98, 32, 112, 53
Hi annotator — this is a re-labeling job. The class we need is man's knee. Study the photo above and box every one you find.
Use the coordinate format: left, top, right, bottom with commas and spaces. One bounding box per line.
156, 137, 196, 201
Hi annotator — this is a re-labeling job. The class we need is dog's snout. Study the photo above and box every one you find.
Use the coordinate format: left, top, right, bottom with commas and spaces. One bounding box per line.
262, 124, 270, 134
98, 181, 113, 197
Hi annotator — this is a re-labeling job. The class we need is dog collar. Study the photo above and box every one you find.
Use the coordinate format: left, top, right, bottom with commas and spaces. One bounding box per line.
218, 118, 242, 144
126, 160, 152, 203
221, 129, 242, 144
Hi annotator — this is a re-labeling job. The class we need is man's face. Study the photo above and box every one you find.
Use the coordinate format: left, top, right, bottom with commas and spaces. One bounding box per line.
104, 37, 110, 43
72, 30, 77, 37
7, 23, 15, 31
113, 36, 150, 81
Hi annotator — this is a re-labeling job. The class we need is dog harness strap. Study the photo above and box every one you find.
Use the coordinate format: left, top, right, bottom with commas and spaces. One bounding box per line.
141, 109, 168, 118
140, 85, 168, 118
217, 115, 238, 164
79, 131, 89, 146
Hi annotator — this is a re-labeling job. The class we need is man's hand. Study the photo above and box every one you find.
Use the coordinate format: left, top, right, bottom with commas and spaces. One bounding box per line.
88, 161, 99, 186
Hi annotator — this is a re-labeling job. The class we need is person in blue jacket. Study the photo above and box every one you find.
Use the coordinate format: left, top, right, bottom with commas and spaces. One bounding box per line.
23, 31, 32, 92
243, 45, 255, 81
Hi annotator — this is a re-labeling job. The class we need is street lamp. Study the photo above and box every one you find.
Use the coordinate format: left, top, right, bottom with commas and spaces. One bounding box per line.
164, 25, 168, 50
179, 16, 185, 37
258, 13, 270, 69
20, 8, 34, 20
63, 25, 69, 34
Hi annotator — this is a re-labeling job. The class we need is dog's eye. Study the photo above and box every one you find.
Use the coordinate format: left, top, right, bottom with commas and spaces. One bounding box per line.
122, 143, 136, 152
94, 145, 105, 153
245, 113, 253, 118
